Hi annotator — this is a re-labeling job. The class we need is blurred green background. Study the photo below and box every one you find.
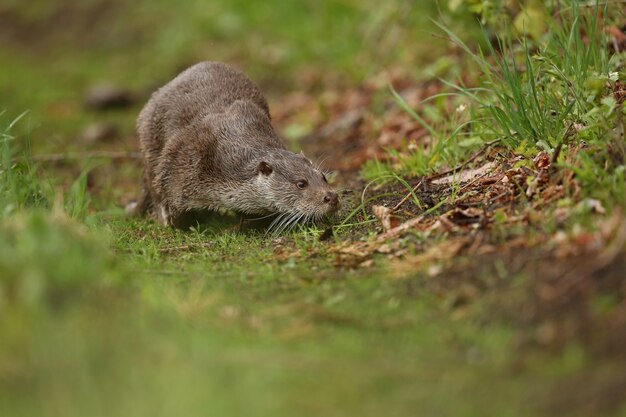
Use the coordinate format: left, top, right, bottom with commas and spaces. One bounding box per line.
0, 0, 449, 146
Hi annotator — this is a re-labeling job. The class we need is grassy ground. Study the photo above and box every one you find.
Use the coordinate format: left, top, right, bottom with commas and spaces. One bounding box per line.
1, 1, 626, 416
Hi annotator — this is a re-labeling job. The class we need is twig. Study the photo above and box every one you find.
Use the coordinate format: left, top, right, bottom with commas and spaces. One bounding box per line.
392, 139, 500, 212
392, 180, 423, 212
18, 151, 141, 163
428, 139, 500, 181
457, 169, 494, 194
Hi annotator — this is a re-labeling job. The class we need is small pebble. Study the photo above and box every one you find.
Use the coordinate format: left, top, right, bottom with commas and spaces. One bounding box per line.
80, 122, 119, 144
85, 84, 134, 110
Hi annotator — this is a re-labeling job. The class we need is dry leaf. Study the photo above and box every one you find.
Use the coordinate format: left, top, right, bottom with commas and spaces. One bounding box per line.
373, 205, 400, 232
432, 161, 496, 185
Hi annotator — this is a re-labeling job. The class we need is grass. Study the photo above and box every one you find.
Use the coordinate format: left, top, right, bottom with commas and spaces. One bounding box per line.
2, 0, 626, 416
436, 2, 610, 148
362, 1, 625, 208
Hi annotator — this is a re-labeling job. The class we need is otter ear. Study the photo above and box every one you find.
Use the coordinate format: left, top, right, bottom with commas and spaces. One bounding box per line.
258, 161, 273, 175
299, 150, 312, 164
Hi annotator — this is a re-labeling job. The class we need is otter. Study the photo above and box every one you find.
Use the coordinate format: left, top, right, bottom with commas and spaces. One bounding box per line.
128, 61, 339, 230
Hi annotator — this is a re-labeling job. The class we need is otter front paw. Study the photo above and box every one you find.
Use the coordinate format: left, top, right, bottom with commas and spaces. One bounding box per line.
156, 204, 172, 227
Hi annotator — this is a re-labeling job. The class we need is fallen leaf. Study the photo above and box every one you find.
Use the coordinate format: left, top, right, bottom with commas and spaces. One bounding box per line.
533, 151, 551, 169
373, 205, 400, 232
432, 161, 497, 185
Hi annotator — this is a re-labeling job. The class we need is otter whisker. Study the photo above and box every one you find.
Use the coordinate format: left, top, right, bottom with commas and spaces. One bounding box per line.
277, 212, 303, 235
314, 155, 330, 172
280, 212, 302, 235
267, 214, 281, 230
269, 210, 300, 236
247, 212, 278, 221
267, 212, 290, 235
271, 214, 290, 236
271, 219, 290, 236
293, 212, 307, 230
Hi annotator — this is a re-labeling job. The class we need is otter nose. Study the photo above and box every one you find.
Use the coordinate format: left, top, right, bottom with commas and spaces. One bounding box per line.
323, 191, 339, 207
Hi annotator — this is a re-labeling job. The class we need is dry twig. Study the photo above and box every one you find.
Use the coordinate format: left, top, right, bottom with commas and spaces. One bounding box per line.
392, 139, 500, 212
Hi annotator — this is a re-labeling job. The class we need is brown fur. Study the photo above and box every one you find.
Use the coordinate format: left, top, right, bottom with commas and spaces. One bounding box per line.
129, 61, 339, 228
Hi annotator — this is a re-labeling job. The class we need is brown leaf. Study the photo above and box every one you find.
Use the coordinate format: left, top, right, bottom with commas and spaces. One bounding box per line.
372, 205, 400, 232
533, 151, 551, 170
432, 161, 497, 185
444, 208, 485, 227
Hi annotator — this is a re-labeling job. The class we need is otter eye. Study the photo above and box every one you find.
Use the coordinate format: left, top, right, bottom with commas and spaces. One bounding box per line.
322, 173, 328, 183
296, 180, 308, 189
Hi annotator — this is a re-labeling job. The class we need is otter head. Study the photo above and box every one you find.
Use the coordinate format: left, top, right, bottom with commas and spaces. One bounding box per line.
253, 149, 340, 222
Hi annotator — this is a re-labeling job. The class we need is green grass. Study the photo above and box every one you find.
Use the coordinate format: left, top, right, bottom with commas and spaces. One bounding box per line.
363, 0, 626, 209
435, 1, 611, 148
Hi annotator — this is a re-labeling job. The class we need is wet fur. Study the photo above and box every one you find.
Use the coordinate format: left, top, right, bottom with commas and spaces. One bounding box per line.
132, 62, 338, 228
